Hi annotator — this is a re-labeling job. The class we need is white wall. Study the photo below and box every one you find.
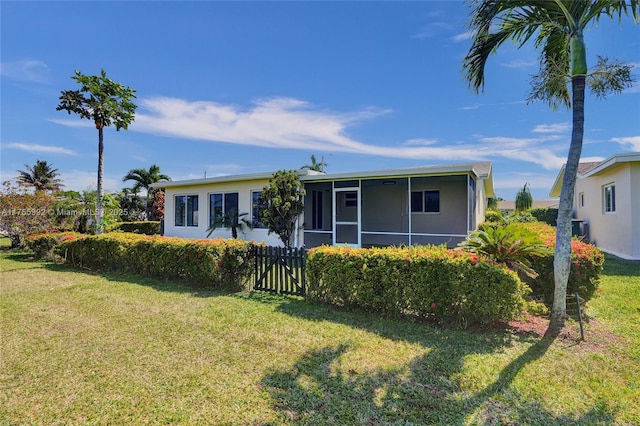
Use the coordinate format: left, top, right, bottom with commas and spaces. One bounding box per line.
163, 179, 285, 246
575, 163, 638, 259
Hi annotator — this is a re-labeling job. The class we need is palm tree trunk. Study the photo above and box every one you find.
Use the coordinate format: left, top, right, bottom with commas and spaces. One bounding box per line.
96, 126, 104, 234
549, 74, 586, 333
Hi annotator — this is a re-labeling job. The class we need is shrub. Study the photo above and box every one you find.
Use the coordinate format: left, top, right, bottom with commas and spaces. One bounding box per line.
306, 245, 529, 327
484, 208, 505, 223
25, 231, 81, 259
55, 233, 258, 290
530, 208, 558, 226
106, 221, 160, 235
486, 222, 604, 306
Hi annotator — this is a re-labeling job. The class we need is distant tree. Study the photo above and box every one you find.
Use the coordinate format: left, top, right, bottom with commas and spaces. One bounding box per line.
301, 154, 327, 172
16, 160, 63, 193
122, 164, 171, 218
0, 180, 56, 248
515, 183, 533, 213
259, 170, 306, 248
115, 188, 146, 222
463, 0, 638, 333
56, 69, 137, 233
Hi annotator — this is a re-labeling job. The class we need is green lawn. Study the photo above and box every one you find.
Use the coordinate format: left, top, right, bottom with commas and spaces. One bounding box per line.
1, 239, 639, 425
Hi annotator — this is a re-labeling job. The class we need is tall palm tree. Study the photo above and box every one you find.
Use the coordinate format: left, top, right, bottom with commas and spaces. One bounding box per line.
463, 0, 638, 333
57, 69, 137, 234
16, 160, 63, 192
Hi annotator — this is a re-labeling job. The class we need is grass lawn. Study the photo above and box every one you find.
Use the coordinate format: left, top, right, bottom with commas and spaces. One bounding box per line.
1, 237, 639, 425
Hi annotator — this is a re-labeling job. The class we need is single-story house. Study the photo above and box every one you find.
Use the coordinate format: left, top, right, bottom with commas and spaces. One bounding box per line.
152, 161, 494, 249
550, 152, 640, 260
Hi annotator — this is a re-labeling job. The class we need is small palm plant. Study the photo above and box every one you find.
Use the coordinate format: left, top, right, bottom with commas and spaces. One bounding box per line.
459, 225, 551, 280
206, 209, 253, 239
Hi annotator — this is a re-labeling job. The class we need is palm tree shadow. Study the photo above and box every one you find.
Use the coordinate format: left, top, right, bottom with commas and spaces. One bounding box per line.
262, 332, 616, 424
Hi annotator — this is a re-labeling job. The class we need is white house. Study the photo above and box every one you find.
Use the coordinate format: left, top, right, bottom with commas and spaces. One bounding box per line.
550, 152, 640, 260
152, 162, 494, 249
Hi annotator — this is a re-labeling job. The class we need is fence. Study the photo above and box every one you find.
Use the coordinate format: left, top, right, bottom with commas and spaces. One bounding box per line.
252, 246, 306, 296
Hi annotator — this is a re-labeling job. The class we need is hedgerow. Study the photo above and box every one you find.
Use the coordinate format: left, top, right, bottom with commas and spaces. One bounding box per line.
306, 245, 529, 327
477, 222, 604, 305
25, 231, 80, 259
52, 233, 259, 290
106, 221, 160, 235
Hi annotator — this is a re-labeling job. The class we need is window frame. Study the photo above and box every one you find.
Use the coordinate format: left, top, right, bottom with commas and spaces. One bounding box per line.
174, 194, 199, 227
603, 183, 616, 214
579, 192, 584, 208
410, 189, 440, 214
251, 190, 267, 229
209, 192, 239, 227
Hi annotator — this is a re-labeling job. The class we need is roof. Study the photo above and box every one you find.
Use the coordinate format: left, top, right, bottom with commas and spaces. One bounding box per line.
498, 200, 559, 211
549, 153, 640, 197
152, 162, 494, 195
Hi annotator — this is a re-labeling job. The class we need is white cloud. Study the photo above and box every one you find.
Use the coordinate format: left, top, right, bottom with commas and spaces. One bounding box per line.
532, 122, 570, 133
411, 22, 453, 40
0, 59, 49, 83
452, 31, 473, 42
132, 96, 490, 161
501, 59, 536, 69
3, 142, 77, 156
611, 136, 640, 151
48, 118, 94, 128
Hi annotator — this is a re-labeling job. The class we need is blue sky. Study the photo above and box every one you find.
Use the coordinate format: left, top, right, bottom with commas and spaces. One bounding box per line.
2, 1, 639, 201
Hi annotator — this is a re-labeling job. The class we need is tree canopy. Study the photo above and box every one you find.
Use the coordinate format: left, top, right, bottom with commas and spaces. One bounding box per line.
259, 170, 306, 248
16, 160, 63, 193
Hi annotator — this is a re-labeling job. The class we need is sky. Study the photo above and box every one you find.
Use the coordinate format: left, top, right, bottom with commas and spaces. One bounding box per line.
1, 1, 639, 202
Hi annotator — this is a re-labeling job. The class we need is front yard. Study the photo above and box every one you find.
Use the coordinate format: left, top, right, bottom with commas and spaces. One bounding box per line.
1, 238, 638, 424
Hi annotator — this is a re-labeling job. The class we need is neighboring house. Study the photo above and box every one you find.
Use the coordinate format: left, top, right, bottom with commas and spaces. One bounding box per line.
152, 162, 494, 249
497, 199, 559, 217
550, 152, 640, 260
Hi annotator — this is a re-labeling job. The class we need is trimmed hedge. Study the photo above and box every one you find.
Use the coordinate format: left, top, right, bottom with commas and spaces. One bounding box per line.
106, 221, 161, 235
480, 222, 604, 305
25, 231, 79, 259
306, 245, 529, 327
530, 208, 558, 226
52, 233, 258, 290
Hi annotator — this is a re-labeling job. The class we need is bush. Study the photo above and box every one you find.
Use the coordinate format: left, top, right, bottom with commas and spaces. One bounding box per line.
484, 208, 505, 223
25, 231, 80, 259
306, 245, 529, 327
106, 221, 160, 235
496, 222, 604, 306
55, 233, 258, 290
530, 208, 558, 226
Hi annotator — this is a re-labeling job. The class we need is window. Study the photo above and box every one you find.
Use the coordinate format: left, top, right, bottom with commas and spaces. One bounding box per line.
311, 190, 323, 229
344, 191, 357, 207
579, 192, 585, 208
604, 184, 615, 213
251, 191, 267, 228
411, 190, 440, 213
209, 192, 239, 226
175, 195, 198, 227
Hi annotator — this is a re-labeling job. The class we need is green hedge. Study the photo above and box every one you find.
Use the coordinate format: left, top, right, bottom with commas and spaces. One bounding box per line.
481, 222, 604, 305
53, 233, 258, 290
530, 208, 558, 226
25, 231, 79, 259
306, 245, 529, 327
106, 221, 161, 235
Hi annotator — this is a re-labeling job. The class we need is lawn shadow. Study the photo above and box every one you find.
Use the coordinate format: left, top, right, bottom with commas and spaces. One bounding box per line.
262, 336, 615, 425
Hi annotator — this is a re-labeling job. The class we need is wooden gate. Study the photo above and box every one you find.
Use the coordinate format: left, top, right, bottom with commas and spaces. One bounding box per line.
253, 246, 306, 296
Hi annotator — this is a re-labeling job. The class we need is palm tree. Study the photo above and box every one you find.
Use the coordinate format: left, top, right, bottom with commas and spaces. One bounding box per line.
57, 69, 137, 233
515, 183, 533, 213
122, 164, 171, 218
463, 0, 638, 333
122, 164, 171, 199
301, 154, 327, 172
16, 160, 63, 192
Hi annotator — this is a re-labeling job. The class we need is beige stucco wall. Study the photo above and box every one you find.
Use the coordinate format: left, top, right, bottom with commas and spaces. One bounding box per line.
163, 179, 286, 246
410, 178, 468, 235
574, 163, 638, 259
